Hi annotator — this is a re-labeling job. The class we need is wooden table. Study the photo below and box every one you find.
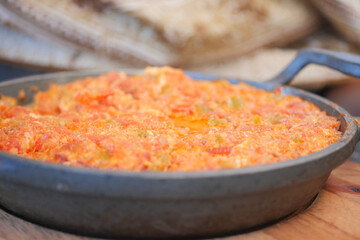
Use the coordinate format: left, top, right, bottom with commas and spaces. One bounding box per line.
1, 160, 360, 240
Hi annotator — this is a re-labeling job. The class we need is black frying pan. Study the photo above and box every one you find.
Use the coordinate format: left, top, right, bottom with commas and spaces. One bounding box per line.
0, 49, 359, 239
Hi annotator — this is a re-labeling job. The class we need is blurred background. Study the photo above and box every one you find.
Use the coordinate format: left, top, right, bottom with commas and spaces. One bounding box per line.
1, 0, 360, 121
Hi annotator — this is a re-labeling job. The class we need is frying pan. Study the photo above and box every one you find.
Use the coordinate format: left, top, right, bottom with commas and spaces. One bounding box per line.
0, 48, 360, 239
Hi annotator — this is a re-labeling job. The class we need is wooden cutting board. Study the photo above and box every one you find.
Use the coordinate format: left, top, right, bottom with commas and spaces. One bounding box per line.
1, 160, 360, 240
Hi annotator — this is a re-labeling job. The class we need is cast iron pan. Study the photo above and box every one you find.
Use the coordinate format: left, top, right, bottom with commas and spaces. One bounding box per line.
0, 49, 360, 239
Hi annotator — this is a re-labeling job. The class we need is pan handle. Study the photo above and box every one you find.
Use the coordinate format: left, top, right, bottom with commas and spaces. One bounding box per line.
266, 48, 360, 85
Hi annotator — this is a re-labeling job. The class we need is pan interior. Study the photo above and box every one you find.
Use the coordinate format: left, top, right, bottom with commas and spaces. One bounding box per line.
0, 70, 357, 178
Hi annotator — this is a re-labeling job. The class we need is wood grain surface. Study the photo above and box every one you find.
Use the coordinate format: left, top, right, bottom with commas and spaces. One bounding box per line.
1, 161, 360, 240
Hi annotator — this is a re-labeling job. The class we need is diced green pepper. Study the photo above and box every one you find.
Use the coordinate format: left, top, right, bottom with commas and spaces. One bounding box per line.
194, 104, 212, 116
227, 96, 244, 109
208, 116, 228, 126
268, 113, 281, 124
137, 129, 149, 138
252, 115, 261, 124
292, 137, 304, 143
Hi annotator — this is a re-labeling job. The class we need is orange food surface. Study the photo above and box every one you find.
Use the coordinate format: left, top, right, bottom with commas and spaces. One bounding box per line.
0, 67, 342, 171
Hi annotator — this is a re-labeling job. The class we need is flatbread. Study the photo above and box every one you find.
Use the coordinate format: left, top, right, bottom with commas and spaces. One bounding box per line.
0, 4, 132, 70
1, 0, 320, 66
311, 0, 360, 47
